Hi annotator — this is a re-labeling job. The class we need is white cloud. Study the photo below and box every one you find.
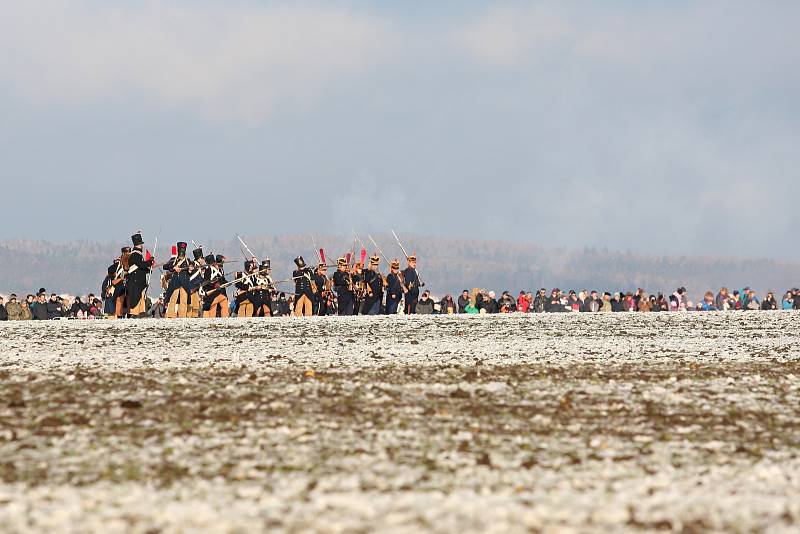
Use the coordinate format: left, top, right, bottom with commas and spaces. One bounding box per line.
451, 5, 570, 67
450, 3, 800, 73
0, 1, 392, 122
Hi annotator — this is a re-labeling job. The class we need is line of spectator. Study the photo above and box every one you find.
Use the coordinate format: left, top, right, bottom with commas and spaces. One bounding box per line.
426, 287, 800, 314
0, 289, 104, 321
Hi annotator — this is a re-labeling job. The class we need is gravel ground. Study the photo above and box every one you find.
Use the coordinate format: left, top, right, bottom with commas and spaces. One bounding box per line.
1, 312, 799, 533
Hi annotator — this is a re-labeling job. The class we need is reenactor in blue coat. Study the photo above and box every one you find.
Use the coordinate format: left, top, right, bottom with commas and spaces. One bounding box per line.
163, 242, 191, 318
385, 259, 404, 315
402, 255, 423, 314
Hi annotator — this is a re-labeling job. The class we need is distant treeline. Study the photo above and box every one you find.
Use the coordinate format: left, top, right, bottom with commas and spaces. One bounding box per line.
1, 235, 797, 301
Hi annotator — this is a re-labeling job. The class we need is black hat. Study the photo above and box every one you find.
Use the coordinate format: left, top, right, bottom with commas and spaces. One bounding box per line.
294, 256, 306, 268
244, 260, 254, 271
176, 242, 187, 257
131, 233, 144, 246
192, 247, 204, 261
121, 246, 131, 254
261, 259, 271, 270
38, 288, 46, 295
204, 254, 215, 264
369, 255, 380, 265
215, 254, 225, 264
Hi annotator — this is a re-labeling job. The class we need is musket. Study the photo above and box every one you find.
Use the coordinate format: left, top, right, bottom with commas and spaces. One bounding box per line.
205, 265, 277, 293
144, 232, 159, 303
235, 234, 260, 263
310, 234, 323, 264
368, 234, 392, 266
391, 229, 425, 287
352, 230, 366, 251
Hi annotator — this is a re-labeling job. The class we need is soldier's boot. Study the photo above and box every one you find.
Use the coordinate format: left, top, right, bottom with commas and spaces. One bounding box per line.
115, 296, 125, 318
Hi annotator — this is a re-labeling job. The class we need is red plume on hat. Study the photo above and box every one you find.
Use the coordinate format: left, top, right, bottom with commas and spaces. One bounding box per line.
319, 249, 326, 264
171, 245, 178, 256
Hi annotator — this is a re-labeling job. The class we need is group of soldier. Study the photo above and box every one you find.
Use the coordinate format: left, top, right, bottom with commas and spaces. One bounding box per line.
103, 233, 424, 319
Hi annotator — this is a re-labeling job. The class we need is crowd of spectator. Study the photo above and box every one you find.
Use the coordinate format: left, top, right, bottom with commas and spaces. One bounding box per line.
0, 289, 104, 321
426, 286, 800, 314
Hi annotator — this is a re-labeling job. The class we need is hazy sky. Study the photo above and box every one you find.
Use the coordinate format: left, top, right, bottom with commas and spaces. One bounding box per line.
2, 1, 798, 258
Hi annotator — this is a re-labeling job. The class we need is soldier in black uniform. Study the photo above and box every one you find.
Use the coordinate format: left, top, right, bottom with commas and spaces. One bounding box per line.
361, 255, 384, 315
234, 260, 257, 317
163, 242, 191, 318
402, 255, 423, 315
104, 246, 130, 318
125, 233, 155, 318
333, 257, 354, 316
202, 254, 230, 318
351, 262, 365, 316
312, 262, 328, 316
385, 259, 404, 315
292, 256, 314, 316
187, 247, 206, 318
252, 259, 274, 317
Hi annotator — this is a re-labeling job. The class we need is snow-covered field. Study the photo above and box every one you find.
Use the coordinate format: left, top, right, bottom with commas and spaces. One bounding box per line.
1, 313, 799, 533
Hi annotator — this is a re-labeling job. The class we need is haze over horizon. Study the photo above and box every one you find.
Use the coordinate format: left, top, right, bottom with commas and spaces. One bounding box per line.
2, 2, 798, 259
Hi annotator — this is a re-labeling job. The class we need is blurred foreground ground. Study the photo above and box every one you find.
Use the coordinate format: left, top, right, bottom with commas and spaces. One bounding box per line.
1, 313, 799, 533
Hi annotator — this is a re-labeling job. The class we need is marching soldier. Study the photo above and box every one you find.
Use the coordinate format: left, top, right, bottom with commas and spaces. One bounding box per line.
385, 259, 405, 315
333, 257, 354, 316
187, 247, 206, 318
351, 261, 365, 316
402, 254, 423, 314
253, 259, 274, 317
125, 233, 155, 318
234, 260, 257, 317
293, 256, 314, 316
106, 246, 130, 318
163, 242, 191, 318
312, 262, 329, 316
361, 255, 384, 315
202, 254, 230, 318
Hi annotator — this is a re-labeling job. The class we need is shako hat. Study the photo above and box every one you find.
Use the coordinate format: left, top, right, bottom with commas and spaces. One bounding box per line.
337, 257, 347, 266
261, 259, 271, 270
390, 259, 400, 269
192, 247, 204, 261
294, 256, 306, 268
407, 254, 416, 262
354, 262, 363, 269
317, 262, 327, 270
204, 254, 216, 264
131, 233, 144, 247
244, 260, 254, 271
176, 242, 187, 257
369, 255, 380, 265
215, 254, 226, 264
